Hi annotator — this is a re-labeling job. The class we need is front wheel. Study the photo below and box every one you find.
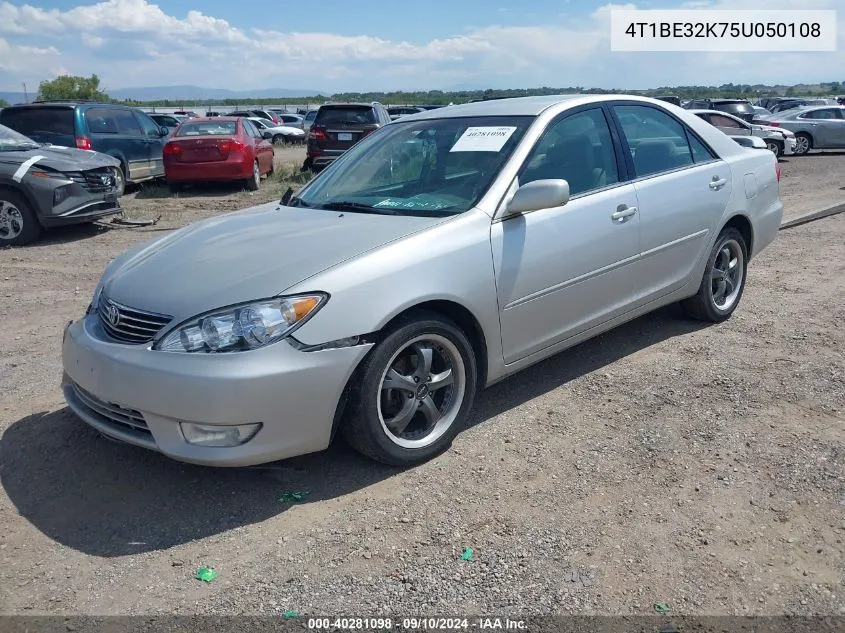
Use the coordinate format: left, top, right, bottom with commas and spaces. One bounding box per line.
342, 314, 478, 466
272, 134, 283, 144
0, 190, 42, 246
681, 227, 748, 323
766, 140, 783, 158
793, 133, 811, 156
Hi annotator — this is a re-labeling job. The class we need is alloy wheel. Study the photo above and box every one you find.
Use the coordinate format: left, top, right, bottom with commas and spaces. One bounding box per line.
377, 334, 466, 449
710, 238, 745, 311
0, 200, 24, 240
794, 135, 810, 155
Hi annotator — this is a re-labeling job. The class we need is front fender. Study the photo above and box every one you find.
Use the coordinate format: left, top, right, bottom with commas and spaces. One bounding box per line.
287, 209, 505, 380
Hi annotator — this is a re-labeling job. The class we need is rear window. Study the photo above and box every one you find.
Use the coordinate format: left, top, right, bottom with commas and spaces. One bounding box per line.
0, 107, 75, 136
316, 106, 376, 125
175, 121, 238, 136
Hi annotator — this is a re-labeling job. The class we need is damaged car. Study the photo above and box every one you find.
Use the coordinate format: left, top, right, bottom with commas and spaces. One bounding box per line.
0, 124, 121, 246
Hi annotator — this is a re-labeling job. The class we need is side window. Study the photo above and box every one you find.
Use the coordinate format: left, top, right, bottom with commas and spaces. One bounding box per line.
134, 111, 161, 138
803, 108, 841, 120
111, 109, 142, 136
244, 120, 261, 138
688, 133, 717, 163
711, 114, 744, 129
519, 107, 619, 196
613, 105, 694, 177
85, 107, 118, 134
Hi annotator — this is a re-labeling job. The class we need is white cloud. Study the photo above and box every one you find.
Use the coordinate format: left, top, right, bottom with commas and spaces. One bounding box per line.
0, 0, 842, 92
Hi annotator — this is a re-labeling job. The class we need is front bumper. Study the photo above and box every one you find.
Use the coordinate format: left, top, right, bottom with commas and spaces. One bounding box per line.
33, 178, 121, 227
783, 137, 797, 155
61, 314, 372, 466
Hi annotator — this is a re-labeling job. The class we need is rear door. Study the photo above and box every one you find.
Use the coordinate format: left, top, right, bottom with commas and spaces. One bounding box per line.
85, 107, 150, 180
243, 119, 273, 172
134, 110, 166, 177
611, 102, 731, 298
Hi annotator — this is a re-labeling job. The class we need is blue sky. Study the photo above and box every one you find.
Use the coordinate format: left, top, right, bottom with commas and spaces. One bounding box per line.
1, 0, 842, 93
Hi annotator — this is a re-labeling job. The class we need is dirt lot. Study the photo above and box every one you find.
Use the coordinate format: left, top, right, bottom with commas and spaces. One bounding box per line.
0, 147, 844, 617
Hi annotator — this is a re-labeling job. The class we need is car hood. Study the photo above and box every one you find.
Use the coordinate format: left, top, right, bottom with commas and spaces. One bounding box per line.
101, 203, 447, 321
752, 124, 794, 136
0, 144, 120, 172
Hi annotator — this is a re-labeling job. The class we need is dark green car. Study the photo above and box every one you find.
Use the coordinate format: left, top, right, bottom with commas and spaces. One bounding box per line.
0, 101, 170, 195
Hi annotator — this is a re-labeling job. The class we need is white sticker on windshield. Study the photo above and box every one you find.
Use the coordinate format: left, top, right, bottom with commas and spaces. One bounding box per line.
450, 126, 517, 153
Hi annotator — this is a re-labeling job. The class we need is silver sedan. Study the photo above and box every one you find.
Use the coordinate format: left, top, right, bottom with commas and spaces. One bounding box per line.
62, 95, 783, 467
757, 105, 845, 155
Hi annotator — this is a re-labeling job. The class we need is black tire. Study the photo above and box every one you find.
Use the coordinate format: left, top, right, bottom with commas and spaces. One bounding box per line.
168, 182, 185, 194
342, 313, 478, 466
113, 164, 126, 197
245, 160, 260, 191
766, 139, 784, 158
681, 227, 748, 323
0, 189, 42, 246
268, 154, 275, 176
272, 134, 283, 144
793, 133, 812, 156
301, 157, 313, 172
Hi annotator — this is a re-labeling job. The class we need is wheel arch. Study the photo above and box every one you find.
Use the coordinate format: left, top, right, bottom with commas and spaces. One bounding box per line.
0, 180, 39, 219
795, 129, 814, 148
720, 213, 754, 258
328, 298, 490, 442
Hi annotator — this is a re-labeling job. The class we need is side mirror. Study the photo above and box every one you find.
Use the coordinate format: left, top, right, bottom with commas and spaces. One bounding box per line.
159, 127, 170, 136
504, 179, 570, 216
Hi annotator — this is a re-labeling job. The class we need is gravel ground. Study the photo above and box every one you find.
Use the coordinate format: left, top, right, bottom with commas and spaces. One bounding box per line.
0, 145, 844, 618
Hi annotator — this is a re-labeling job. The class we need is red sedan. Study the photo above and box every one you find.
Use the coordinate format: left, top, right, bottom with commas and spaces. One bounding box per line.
163, 117, 275, 191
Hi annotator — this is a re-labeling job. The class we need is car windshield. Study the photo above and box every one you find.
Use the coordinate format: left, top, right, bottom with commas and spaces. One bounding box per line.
175, 121, 238, 136
293, 115, 533, 216
0, 124, 41, 151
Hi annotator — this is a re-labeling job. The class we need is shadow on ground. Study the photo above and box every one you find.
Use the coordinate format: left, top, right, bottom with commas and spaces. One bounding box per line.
0, 304, 706, 557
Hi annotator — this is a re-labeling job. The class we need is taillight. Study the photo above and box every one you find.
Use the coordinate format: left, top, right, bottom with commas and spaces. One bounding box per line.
309, 127, 326, 141
217, 139, 244, 153
75, 136, 91, 150
775, 162, 781, 182
163, 143, 182, 155
272, 118, 280, 125
767, 122, 781, 127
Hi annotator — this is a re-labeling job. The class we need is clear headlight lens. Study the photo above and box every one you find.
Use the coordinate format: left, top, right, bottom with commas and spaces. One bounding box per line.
154, 294, 327, 353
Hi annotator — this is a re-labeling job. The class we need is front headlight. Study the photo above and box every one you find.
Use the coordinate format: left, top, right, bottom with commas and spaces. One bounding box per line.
154, 293, 328, 353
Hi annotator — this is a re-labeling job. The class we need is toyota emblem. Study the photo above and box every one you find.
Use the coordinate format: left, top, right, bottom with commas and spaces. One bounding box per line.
105, 302, 120, 327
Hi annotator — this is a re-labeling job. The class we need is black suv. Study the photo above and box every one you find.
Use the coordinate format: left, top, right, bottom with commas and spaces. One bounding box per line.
304, 102, 391, 171
684, 98, 757, 122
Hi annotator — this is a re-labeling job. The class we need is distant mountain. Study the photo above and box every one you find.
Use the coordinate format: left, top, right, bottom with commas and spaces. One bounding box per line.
106, 85, 328, 101
0, 85, 327, 105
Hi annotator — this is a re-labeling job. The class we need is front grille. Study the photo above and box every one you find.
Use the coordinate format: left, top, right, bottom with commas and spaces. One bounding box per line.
66, 167, 116, 193
71, 383, 151, 436
97, 294, 172, 344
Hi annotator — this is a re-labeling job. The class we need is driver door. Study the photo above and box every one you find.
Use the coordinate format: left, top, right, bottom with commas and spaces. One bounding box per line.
490, 106, 642, 365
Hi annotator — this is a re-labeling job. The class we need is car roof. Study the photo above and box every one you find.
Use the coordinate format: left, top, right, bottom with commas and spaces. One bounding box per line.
689, 109, 744, 118
180, 116, 240, 122
396, 94, 679, 121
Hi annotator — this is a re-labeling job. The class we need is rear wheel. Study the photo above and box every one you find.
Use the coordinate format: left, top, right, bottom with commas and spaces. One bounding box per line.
793, 133, 811, 156
0, 190, 42, 246
245, 160, 260, 191
342, 313, 478, 466
681, 227, 748, 323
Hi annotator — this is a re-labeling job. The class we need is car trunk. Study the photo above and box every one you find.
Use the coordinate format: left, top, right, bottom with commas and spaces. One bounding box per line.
166, 137, 238, 163
311, 106, 377, 151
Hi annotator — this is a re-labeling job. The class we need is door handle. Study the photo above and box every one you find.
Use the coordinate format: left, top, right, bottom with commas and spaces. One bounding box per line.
611, 205, 637, 221
709, 176, 728, 190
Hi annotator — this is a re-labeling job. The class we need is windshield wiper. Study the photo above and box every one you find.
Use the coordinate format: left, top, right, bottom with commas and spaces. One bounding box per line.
318, 201, 398, 215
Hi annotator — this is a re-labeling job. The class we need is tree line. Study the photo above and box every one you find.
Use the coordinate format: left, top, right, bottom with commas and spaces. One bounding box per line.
11, 75, 845, 108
